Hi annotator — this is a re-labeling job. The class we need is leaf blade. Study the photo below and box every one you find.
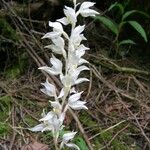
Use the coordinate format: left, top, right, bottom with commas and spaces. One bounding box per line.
119, 39, 136, 46
108, 2, 124, 14
128, 21, 147, 42
122, 10, 136, 21
94, 16, 118, 35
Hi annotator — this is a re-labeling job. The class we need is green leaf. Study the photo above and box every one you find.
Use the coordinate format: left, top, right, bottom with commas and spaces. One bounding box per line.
136, 11, 150, 19
119, 39, 136, 46
122, 10, 150, 21
94, 16, 118, 35
108, 2, 124, 14
128, 21, 148, 42
122, 10, 136, 21
75, 137, 88, 150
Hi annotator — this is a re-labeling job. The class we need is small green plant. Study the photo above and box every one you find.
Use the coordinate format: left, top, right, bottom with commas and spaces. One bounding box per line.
94, 2, 149, 57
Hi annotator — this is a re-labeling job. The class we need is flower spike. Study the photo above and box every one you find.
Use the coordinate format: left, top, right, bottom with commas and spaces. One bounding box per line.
30, 1, 99, 149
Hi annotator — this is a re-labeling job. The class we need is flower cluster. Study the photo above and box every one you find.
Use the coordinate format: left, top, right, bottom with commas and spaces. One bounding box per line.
30, 1, 98, 149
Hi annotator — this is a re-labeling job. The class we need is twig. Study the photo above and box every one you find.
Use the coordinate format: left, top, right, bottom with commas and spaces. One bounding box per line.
99, 124, 129, 150
89, 120, 126, 140
89, 54, 150, 76
9, 105, 16, 150
117, 94, 150, 144
69, 108, 94, 150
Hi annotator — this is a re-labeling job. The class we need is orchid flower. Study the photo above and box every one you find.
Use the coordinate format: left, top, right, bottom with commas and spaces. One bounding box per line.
68, 92, 88, 110
30, 0, 99, 149
40, 78, 56, 98
39, 55, 63, 75
60, 132, 80, 150
78, 2, 99, 17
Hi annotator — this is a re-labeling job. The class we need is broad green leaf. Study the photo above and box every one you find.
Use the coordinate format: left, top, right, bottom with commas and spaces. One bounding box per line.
108, 2, 124, 14
128, 21, 147, 42
94, 16, 118, 35
119, 39, 136, 46
122, 10, 136, 21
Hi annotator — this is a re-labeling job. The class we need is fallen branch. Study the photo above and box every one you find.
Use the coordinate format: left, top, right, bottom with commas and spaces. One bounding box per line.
89, 54, 150, 76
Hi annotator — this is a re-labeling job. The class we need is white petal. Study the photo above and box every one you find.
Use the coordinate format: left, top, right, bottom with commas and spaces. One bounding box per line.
59, 112, 65, 123
52, 36, 64, 48
58, 88, 65, 98
80, 9, 99, 17
64, 6, 77, 25
50, 55, 63, 74
42, 32, 61, 39
80, 2, 95, 9
65, 143, 80, 150
75, 78, 89, 85
57, 17, 69, 25
41, 126, 53, 132
70, 87, 77, 94
45, 44, 63, 54
77, 44, 89, 51
79, 58, 89, 65
50, 101, 62, 110
40, 79, 56, 97
76, 66, 89, 73
68, 92, 83, 103
39, 66, 59, 75
73, 25, 85, 35
69, 101, 88, 110
49, 21, 63, 32
39, 112, 54, 121
63, 132, 77, 143
29, 124, 45, 132
60, 74, 74, 87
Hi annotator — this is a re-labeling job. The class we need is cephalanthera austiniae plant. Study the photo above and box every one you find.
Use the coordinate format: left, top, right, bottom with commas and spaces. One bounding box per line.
29, 0, 99, 149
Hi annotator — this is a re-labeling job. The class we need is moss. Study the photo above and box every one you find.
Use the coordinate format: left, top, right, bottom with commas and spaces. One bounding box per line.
24, 115, 37, 127
0, 18, 19, 42
0, 95, 11, 122
79, 112, 97, 127
0, 122, 10, 137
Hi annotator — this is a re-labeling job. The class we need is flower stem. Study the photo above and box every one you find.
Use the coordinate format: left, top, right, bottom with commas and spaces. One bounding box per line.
54, 136, 59, 150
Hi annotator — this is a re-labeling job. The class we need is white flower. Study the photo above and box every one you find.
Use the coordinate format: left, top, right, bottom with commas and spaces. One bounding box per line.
30, 101, 65, 133
45, 36, 66, 57
64, 6, 77, 26
63, 132, 77, 143
40, 78, 56, 97
57, 6, 77, 26
29, 123, 47, 132
57, 17, 69, 25
68, 92, 88, 110
78, 2, 99, 17
50, 101, 62, 115
60, 67, 89, 88
49, 21, 64, 33
42, 21, 69, 39
39, 55, 63, 75
29, 111, 54, 132
70, 25, 86, 48
42, 32, 61, 39
76, 44, 89, 58
61, 132, 80, 150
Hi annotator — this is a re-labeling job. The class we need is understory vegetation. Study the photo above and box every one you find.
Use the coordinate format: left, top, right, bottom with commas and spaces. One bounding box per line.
0, 0, 150, 149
